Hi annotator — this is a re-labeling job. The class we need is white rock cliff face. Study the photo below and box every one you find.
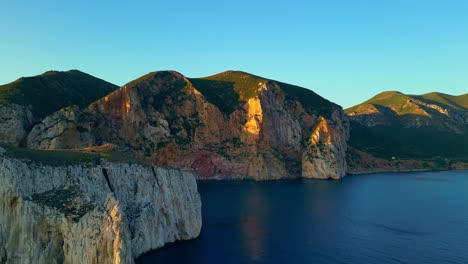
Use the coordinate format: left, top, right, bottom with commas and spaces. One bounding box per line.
0, 155, 202, 264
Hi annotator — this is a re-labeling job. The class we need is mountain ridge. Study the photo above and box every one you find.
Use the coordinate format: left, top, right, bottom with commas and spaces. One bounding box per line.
345, 90, 467, 133
25, 69, 350, 180
345, 90, 468, 173
346, 91, 467, 116
1, 69, 466, 176
0, 70, 119, 118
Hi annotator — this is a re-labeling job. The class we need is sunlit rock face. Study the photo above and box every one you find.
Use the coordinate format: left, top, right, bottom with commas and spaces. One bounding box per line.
27, 71, 350, 180
302, 112, 349, 179
0, 155, 201, 264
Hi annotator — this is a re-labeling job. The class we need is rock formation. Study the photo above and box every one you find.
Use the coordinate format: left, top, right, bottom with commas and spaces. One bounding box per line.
0, 70, 118, 147
27, 71, 350, 180
0, 149, 201, 264
302, 113, 348, 179
0, 104, 35, 146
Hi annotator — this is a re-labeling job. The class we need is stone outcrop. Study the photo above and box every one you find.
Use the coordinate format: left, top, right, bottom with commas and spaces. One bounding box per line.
302, 111, 349, 179
26, 106, 95, 150
27, 71, 350, 180
0, 153, 202, 263
0, 70, 119, 147
0, 104, 35, 146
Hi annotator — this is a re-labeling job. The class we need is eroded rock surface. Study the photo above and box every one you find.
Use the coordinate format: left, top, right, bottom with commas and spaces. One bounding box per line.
0, 104, 35, 146
0, 156, 201, 264
27, 71, 350, 180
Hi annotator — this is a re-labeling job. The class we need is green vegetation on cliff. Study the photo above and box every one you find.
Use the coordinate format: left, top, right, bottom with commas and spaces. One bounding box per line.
278, 81, 333, 117
418, 92, 468, 110
189, 71, 266, 115
1, 143, 138, 166
190, 71, 333, 116
0, 70, 118, 118
194, 71, 267, 101
346, 91, 467, 116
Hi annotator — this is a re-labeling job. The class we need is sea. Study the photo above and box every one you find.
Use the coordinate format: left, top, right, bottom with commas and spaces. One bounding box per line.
138, 170, 468, 264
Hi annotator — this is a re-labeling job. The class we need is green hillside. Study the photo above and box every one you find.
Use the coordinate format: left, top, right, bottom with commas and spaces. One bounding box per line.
418, 92, 468, 110
346, 91, 468, 160
346, 91, 468, 115
349, 121, 468, 159
190, 71, 333, 116
0, 70, 118, 118
450, 93, 468, 109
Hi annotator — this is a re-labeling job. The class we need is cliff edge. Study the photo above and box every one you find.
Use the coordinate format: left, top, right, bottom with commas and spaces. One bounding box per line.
0, 147, 201, 264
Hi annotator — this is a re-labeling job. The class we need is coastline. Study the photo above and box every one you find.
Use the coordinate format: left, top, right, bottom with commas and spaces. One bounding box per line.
194, 167, 468, 180
347, 167, 468, 176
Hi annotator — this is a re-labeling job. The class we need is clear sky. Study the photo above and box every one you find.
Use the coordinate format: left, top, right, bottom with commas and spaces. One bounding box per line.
1, 0, 467, 108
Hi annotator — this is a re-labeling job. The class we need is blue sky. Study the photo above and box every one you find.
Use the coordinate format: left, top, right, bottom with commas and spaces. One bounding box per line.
1, 0, 467, 108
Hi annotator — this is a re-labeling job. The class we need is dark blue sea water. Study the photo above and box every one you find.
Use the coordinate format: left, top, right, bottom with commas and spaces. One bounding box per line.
138, 171, 468, 264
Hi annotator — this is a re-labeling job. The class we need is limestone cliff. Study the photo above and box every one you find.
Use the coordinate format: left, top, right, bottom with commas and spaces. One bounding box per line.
0, 149, 201, 264
27, 71, 350, 180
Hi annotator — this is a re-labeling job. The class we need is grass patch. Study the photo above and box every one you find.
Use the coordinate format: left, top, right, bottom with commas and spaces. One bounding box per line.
418, 92, 468, 110
1, 144, 141, 166
1, 145, 99, 166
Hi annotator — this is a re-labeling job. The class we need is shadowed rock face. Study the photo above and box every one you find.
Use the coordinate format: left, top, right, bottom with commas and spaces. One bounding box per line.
0, 154, 201, 264
27, 71, 350, 180
0, 104, 35, 146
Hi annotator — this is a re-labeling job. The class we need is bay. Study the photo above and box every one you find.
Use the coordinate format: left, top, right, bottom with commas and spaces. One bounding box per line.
138, 170, 468, 264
